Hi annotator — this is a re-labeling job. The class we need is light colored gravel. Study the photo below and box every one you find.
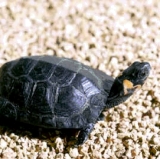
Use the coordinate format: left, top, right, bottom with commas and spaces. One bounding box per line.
0, 0, 159, 158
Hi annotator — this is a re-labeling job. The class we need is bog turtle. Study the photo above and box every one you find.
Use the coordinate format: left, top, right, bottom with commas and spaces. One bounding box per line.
0, 55, 151, 145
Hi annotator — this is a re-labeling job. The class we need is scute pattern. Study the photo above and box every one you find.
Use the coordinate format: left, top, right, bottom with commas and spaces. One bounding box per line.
9, 77, 33, 107
29, 61, 54, 81
55, 116, 72, 129
0, 73, 14, 98
42, 116, 56, 128
81, 77, 100, 97
0, 55, 111, 129
0, 97, 17, 120
71, 114, 86, 128
55, 86, 86, 117
30, 82, 54, 114
11, 58, 36, 77
50, 65, 76, 86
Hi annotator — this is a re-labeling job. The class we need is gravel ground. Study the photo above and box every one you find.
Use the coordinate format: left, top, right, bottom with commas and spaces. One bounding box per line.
0, 0, 159, 159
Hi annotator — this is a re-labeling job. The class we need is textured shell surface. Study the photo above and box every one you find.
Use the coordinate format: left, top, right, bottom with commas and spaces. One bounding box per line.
0, 56, 114, 129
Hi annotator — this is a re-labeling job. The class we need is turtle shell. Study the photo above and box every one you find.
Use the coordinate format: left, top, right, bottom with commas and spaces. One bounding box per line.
0, 56, 113, 129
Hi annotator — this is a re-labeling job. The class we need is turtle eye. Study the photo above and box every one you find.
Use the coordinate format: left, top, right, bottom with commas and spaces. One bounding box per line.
141, 72, 146, 76
138, 71, 146, 78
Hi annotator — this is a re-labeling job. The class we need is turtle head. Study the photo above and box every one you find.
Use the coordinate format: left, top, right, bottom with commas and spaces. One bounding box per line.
107, 62, 151, 108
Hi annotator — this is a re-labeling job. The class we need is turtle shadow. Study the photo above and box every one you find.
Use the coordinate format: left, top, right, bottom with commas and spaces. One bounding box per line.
0, 118, 78, 148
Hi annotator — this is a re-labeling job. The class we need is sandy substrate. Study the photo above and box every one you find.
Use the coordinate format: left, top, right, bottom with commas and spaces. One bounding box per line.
0, 0, 159, 158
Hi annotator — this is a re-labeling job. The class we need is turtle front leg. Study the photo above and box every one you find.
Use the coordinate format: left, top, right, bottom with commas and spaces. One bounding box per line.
76, 123, 94, 146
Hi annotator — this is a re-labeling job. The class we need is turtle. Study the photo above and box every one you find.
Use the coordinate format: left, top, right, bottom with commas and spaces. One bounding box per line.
0, 55, 151, 145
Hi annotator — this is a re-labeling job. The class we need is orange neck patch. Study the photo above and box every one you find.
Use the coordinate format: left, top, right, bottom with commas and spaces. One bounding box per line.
123, 79, 141, 95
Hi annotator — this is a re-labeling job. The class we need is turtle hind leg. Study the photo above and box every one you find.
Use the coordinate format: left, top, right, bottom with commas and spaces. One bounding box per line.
76, 123, 94, 146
